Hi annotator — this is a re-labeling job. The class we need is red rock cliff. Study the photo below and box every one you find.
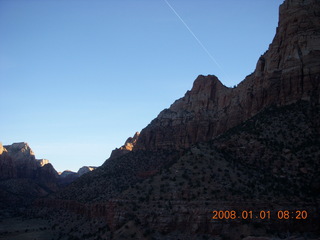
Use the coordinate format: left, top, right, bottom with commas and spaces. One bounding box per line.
135, 0, 320, 151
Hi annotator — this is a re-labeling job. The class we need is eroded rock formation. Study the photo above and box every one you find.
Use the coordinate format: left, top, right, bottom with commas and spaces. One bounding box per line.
0, 142, 58, 180
0, 143, 60, 206
135, 0, 320, 151
110, 132, 140, 159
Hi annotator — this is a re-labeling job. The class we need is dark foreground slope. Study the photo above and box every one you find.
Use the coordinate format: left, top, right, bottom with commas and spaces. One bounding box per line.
54, 149, 180, 203
111, 100, 320, 239
32, 100, 320, 240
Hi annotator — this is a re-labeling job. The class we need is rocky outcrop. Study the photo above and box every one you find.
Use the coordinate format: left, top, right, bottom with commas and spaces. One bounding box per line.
1, 142, 59, 181
135, 0, 320, 151
58, 167, 97, 186
0, 142, 60, 206
77, 166, 97, 177
58, 170, 78, 186
110, 132, 140, 159
36, 159, 49, 167
0, 141, 99, 208
0, 143, 16, 179
0, 142, 97, 185
60, 170, 77, 178
3, 142, 39, 178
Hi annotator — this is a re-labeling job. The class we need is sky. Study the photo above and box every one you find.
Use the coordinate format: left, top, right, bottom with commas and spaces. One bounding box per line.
0, 0, 284, 172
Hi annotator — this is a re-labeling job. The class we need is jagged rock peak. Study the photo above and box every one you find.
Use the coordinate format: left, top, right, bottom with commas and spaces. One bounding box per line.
59, 170, 76, 178
4, 142, 35, 156
109, 132, 140, 159
37, 159, 50, 167
168, 74, 230, 113
257, 0, 320, 76
134, 0, 320, 151
189, 74, 225, 94
0, 142, 59, 193
78, 166, 97, 177
3, 142, 37, 163
123, 132, 140, 151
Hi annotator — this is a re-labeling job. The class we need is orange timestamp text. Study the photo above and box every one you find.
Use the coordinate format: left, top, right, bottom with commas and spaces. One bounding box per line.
212, 210, 308, 220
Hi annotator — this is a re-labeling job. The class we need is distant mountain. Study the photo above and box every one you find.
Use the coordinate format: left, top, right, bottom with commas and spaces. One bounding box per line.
77, 166, 97, 177
10, 0, 320, 239
0, 142, 97, 207
0, 142, 59, 207
58, 166, 97, 186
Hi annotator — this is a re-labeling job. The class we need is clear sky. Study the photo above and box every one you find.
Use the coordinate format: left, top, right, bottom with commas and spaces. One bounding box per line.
0, 0, 284, 172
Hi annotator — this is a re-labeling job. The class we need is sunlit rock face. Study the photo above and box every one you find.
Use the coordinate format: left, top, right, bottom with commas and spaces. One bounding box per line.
77, 166, 96, 177
37, 159, 50, 167
0, 142, 59, 180
3, 142, 41, 178
135, 0, 320, 151
0, 143, 4, 155
0, 142, 60, 206
109, 132, 140, 159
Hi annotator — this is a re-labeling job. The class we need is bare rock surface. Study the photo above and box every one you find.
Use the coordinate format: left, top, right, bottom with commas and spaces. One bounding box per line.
135, 0, 320, 151
77, 166, 96, 177
0, 143, 59, 206
110, 132, 140, 159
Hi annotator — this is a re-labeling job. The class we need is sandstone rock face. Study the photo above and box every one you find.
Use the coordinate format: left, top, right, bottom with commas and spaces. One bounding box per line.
4, 142, 35, 157
135, 0, 320, 151
77, 166, 97, 177
0, 142, 59, 183
2, 142, 39, 178
36, 159, 50, 167
0, 142, 60, 206
0, 143, 4, 155
0, 143, 16, 179
109, 132, 140, 159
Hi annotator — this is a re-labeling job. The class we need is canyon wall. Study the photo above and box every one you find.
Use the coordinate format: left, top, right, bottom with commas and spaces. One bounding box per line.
135, 0, 320, 151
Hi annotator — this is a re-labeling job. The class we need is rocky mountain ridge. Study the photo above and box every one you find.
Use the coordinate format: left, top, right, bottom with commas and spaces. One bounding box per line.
135, 0, 320, 151
0, 142, 96, 206
0, 142, 58, 181
0, 142, 59, 207
0, 142, 97, 179
58, 166, 97, 186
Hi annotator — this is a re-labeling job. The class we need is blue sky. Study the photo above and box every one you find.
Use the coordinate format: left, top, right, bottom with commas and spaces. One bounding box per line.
0, 0, 283, 172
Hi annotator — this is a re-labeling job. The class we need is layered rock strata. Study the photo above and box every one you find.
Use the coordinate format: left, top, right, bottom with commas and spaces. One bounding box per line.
0, 142, 58, 180
135, 0, 320, 150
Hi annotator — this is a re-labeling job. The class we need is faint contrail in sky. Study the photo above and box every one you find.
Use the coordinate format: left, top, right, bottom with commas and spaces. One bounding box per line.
164, 0, 227, 78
